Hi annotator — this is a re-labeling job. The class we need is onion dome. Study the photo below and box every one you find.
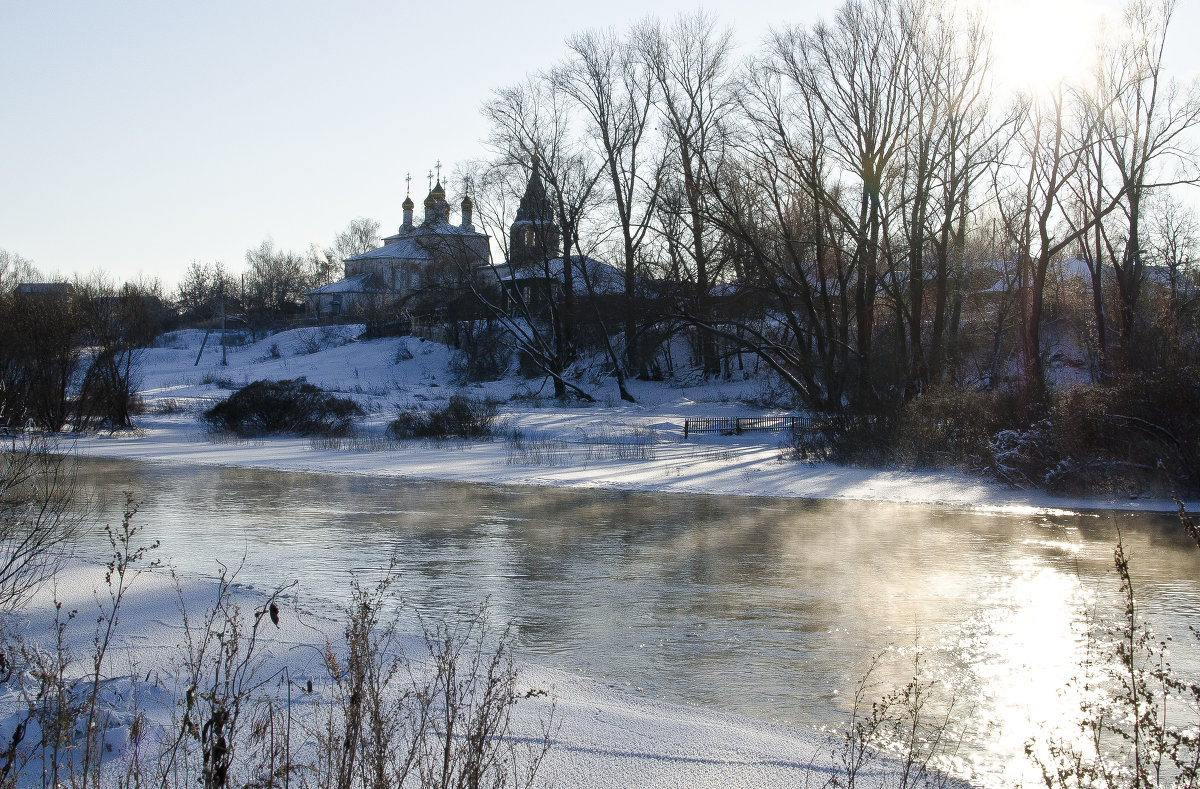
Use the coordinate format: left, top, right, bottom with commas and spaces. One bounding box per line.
402, 195, 415, 210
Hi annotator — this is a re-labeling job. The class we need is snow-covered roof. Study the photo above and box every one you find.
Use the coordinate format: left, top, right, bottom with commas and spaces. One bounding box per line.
14, 281, 73, 295
347, 222, 490, 265
304, 272, 388, 296
490, 256, 627, 296
345, 237, 432, 264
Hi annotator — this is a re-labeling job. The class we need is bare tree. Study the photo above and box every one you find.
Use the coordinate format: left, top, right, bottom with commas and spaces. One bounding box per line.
995, 85, 1128, 415
483, 77, 609, 399
922, 9, 1009, 385
555, 26, 665, 378
332, 217, 382, 261
0, 281, 82, 431
708, 0, 946, 411
0, 436, 84, 610
244, 239, 307, 327
0, 249, 38, 291
782, 0, 913, 408
176, 260, 239, 324
890, 0, 1005, 390
1148, 193, 1199, 310
1087, 0, 1200, 370
74, 276, 165, 430
639, 11, 735, 377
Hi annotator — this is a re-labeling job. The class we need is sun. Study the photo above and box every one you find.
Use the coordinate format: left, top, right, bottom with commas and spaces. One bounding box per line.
979, 0, 1113, 95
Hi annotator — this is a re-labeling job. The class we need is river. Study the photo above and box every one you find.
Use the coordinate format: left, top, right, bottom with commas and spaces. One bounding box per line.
71, 457, 1200, 786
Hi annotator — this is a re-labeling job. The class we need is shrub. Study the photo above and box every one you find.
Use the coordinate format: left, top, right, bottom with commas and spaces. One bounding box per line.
989, 375, 1200, 496
989, 420, 1062, 489
387, 395, 499, 440
0, 436, 84, 609
203, 378, 362, 437
450, 326, 512, 383
890, 384, 1013, 470
790, 413, 895, 466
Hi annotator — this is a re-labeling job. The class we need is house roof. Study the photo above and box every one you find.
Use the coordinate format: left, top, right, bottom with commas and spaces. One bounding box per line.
490, 256, 627, 296
304, 272, 388, 296
14, 282, 74, 295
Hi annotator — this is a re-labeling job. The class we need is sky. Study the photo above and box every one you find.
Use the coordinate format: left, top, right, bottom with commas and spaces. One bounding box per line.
2, 0, 1198, 289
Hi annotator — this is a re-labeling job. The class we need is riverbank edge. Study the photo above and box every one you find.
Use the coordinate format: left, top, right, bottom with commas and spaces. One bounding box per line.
68, 413, 1199, 516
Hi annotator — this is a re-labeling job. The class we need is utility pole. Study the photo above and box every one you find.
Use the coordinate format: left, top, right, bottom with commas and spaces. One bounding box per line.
220, 281, 228, 366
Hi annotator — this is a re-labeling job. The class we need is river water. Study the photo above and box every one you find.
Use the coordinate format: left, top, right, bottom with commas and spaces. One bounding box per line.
71, 457, 1200, 786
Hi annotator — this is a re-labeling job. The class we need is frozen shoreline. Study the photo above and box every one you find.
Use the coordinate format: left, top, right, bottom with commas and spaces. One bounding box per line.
70, 411, 1193, 516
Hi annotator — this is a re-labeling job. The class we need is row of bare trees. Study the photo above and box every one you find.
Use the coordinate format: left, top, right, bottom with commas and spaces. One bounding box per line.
176, 217, 382, 328
0, 266, 168, 432
458, 0, 1198, 421
0, 214, 381, 431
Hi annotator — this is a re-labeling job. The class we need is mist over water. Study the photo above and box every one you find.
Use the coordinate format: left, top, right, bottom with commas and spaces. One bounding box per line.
73, 458, 1200, 786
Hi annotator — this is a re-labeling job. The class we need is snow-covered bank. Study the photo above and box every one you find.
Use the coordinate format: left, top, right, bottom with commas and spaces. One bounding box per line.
75, 411, 1191, 514
64, 326, 1193, 514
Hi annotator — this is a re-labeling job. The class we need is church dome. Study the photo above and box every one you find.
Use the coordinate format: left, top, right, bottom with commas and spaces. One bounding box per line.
461, 194, 474, 211
402, 195, 415, 210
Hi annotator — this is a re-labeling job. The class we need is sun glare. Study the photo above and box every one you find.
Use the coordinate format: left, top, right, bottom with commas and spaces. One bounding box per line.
981, 0, 1112, 94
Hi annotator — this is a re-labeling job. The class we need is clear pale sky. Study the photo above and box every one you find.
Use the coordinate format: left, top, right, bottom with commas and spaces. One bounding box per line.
2, 0, 1196, 288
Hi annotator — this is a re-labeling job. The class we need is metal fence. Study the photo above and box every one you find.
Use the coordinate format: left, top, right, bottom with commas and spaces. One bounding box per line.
683, 415, 821, 439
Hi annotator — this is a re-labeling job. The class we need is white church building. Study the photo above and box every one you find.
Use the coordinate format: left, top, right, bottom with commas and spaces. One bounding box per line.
304, 178, 490, 319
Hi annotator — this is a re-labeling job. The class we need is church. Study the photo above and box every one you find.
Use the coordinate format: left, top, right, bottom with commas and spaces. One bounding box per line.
305, 159, 562, 320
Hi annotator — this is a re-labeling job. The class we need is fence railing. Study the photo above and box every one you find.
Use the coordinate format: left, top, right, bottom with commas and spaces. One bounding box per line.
683, 415, 822, 439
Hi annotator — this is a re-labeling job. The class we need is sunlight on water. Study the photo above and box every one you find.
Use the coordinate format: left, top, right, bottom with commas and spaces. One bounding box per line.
978, 505, 1085, 518
957, 560, 1096, 784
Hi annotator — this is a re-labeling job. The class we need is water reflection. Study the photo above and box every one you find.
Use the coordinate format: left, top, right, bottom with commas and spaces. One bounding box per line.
72, 458, 1199, 786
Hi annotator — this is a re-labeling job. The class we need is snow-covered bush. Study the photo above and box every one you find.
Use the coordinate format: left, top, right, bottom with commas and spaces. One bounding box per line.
295, 326, 353, 356
987, 374, 1200, 495
988, 421, 1059, 489
203, 378, 362, 437
386, 395, 500, 440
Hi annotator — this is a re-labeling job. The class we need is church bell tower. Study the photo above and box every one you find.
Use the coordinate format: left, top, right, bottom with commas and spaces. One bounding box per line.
508, 155, 560, 267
